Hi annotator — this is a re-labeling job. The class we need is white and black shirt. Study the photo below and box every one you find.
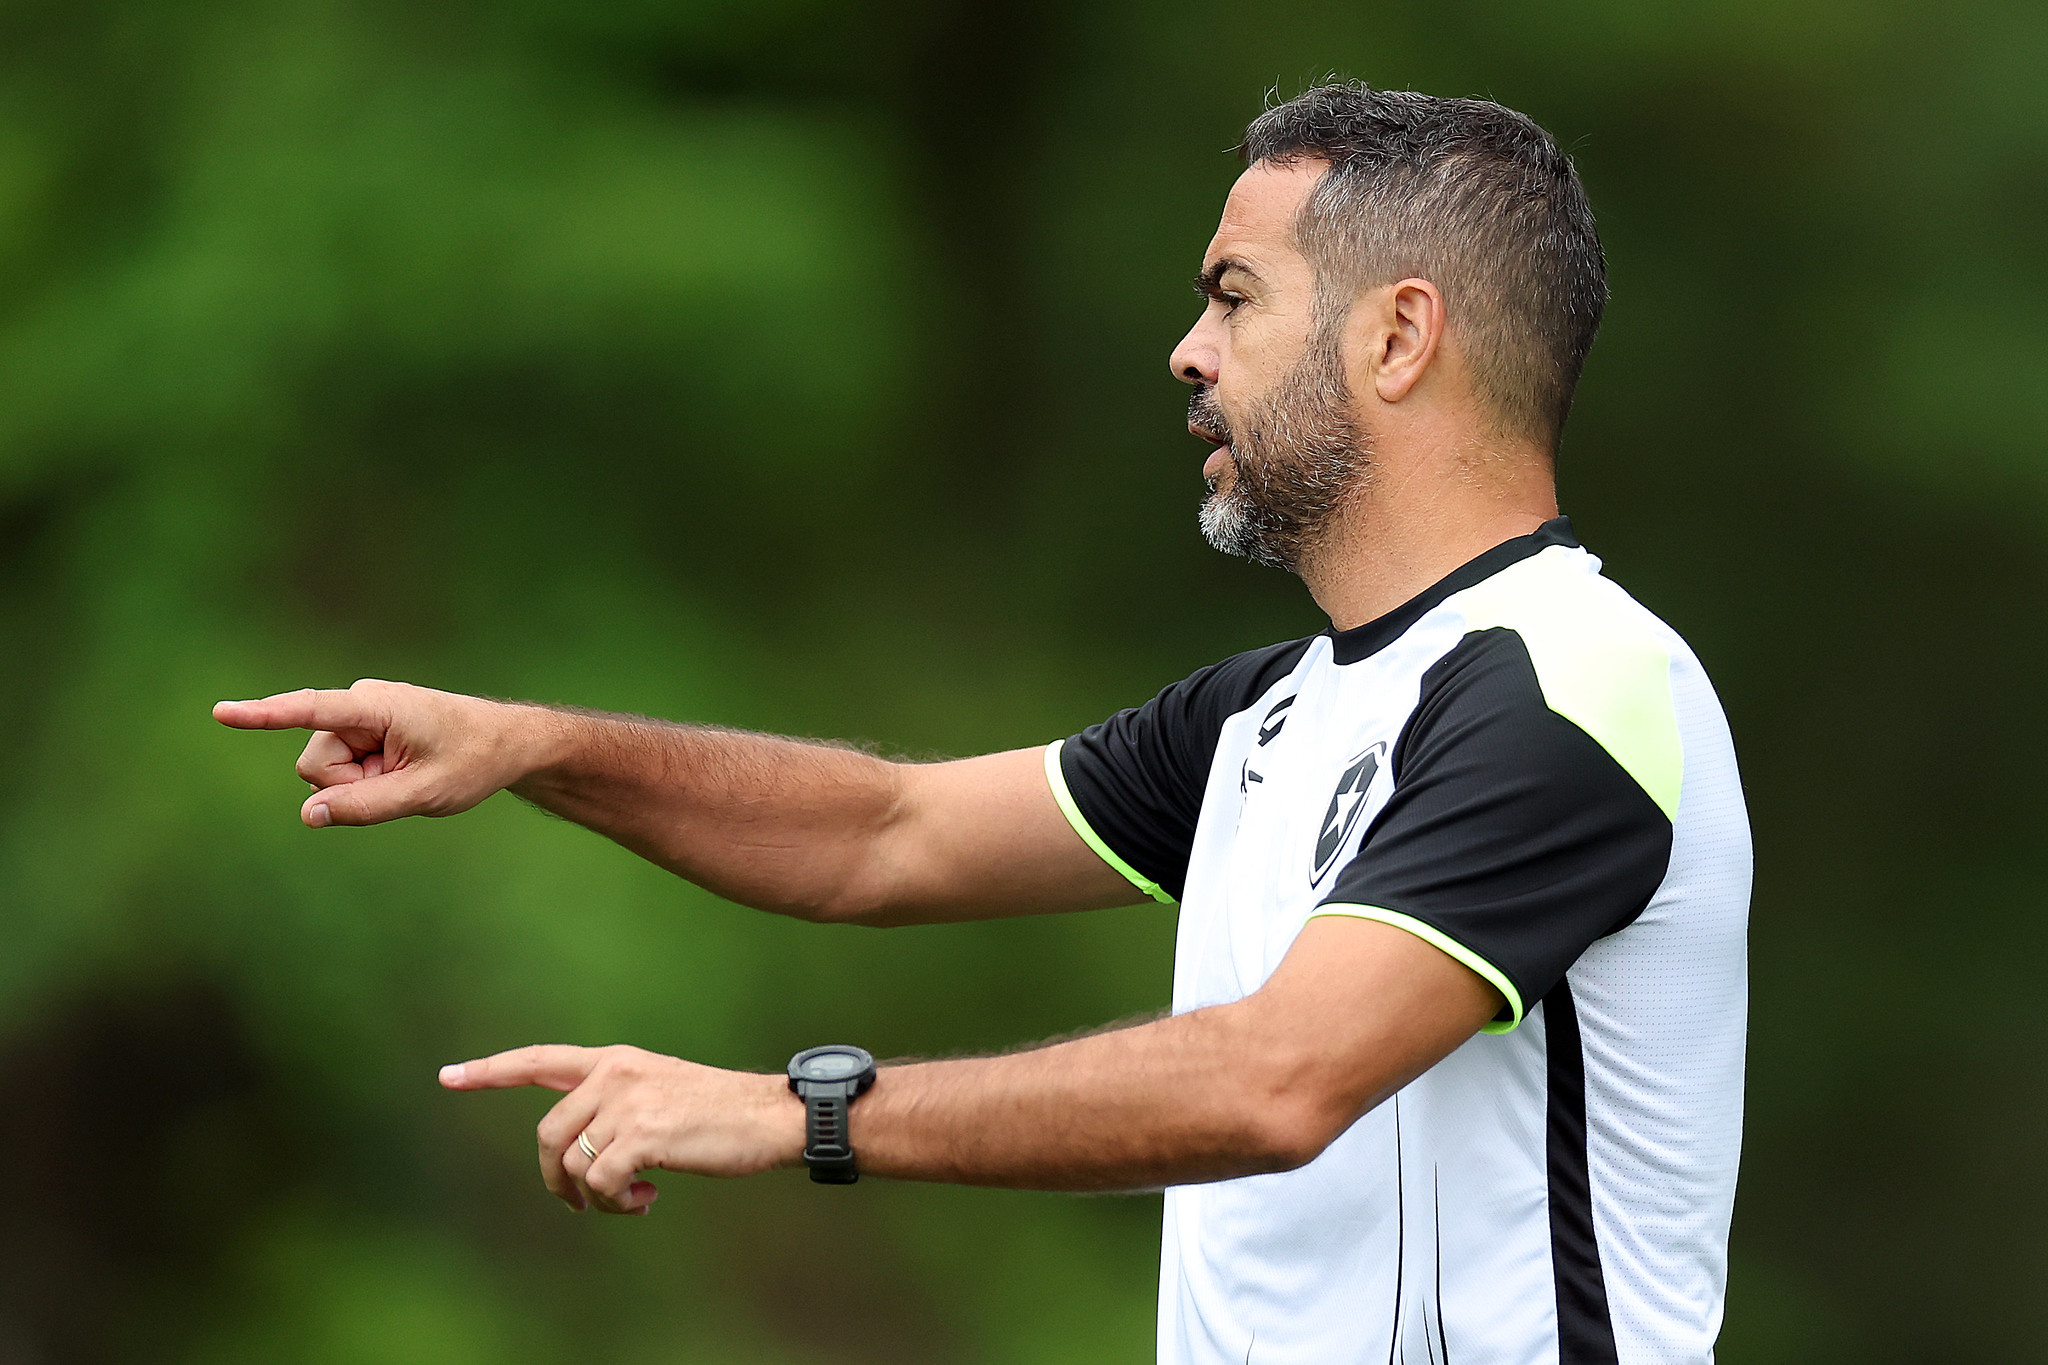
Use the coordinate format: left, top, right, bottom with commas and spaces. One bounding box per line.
1046, 519, 1750, 1365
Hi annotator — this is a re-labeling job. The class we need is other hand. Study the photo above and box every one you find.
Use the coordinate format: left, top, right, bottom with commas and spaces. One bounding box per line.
439, 1044, 805, 1214
213, 679, 545, 828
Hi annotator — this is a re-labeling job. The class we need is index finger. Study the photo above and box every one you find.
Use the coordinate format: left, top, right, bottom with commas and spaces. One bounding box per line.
440, 1045, 601, 1093
213, 688, 381, 733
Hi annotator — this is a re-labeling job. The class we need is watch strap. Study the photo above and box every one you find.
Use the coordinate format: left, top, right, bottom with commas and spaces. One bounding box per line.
803, 1084, 858, 1184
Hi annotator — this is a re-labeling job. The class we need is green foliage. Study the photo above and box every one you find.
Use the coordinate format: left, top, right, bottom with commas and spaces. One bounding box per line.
1, 0, 2043, 1361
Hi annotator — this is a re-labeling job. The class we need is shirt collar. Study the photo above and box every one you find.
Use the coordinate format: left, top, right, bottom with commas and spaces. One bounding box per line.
1324, 516, 1580, 665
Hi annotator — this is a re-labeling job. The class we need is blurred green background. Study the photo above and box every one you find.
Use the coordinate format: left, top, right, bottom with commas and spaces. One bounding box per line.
0, 0, 2042, 1361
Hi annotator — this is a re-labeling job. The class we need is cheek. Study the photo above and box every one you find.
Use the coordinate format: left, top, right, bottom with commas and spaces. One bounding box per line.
1213, 360, 1276, 434
1217, 319, 1292, 400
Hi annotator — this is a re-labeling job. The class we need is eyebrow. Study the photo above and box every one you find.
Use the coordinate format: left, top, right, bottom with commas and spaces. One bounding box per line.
1194, 257, 1263, 296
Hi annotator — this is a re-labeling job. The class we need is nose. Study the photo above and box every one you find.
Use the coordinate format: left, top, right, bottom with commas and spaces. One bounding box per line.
1169, 317, 1219, 388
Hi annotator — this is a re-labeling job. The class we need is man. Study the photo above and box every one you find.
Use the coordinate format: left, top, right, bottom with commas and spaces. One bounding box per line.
217, 83, 1749, 1365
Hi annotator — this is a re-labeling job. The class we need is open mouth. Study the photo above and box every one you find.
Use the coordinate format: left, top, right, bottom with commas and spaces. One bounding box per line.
1187, 387, 1234, 480
1190, 425, 1234, 483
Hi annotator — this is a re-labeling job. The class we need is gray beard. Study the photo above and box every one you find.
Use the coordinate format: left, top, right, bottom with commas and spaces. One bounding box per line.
1194, 332, 1371, 573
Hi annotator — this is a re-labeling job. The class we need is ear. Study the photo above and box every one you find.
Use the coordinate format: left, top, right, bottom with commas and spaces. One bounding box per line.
1364, 278, 1446, 404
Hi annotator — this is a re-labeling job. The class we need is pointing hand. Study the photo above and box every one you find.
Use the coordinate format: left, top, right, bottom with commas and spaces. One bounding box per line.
213, 679, 547, 828
439, 1044, 805, 1214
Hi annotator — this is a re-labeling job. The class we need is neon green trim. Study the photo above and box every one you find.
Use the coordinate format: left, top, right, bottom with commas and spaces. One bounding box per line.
1043, 740, 1176, 905
1447, 568, 1685, 820
1309, 904, 1525, 1033
1534, 636, 1683, 821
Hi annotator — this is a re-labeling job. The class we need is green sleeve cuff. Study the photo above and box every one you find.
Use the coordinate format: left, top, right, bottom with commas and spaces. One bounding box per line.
1043, 740, 1176, 905
1308, 904, 1525, 1032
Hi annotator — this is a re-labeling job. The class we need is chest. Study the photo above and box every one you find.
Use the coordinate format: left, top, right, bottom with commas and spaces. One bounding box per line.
1169, 631, 1447, 1010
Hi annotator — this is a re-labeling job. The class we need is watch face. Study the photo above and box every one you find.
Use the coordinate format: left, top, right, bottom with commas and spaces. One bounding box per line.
799, 1050, 865, 1081
789, 1044, 875, 1087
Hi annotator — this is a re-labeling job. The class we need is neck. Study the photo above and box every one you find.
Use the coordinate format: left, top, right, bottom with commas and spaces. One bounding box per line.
1299, 438, 1559, 631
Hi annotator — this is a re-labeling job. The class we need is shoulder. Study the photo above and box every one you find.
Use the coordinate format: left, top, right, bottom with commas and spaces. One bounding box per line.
1071, 635, 1314, 758
1175, 635, 1319, 721
1055, 633, 1319, 904
1426, 547, 1690, 820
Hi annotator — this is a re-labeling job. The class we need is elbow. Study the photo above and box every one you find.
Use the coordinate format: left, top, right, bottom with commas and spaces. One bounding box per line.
1234, 1036, 1370, 1173
718, 872, 888, 926
809, 771, 922, 927
798, 885, 890, 927
806, 867, 922, 927
1245, 1096, 1347, 1174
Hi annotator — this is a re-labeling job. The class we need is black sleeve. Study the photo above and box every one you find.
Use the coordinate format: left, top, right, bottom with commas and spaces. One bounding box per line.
1318, 628, 1673, 1028
1058, 638, 1312, 901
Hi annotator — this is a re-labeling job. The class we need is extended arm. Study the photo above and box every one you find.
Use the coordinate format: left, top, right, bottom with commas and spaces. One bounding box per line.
213, 680, 1136, 924
442, 915, 1503, 1208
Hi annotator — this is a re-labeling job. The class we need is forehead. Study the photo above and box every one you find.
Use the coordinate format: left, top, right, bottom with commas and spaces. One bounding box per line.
1203, 158, 1325, 271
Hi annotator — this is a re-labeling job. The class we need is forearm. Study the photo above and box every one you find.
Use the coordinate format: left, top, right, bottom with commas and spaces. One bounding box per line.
836, 920, 1502, 1190
508, 707, 905, 922
848, 1003, 1353, 1191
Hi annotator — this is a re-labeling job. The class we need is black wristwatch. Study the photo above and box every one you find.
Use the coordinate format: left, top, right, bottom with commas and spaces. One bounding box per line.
786, 1045, 877, 1184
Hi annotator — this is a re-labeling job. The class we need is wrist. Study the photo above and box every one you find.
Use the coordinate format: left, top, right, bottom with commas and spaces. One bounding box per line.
763, 1072, 809, 1171
502, 704, 582, 792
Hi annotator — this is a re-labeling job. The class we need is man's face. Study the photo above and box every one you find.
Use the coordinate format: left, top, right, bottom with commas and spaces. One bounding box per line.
1170, 160, 1370, 573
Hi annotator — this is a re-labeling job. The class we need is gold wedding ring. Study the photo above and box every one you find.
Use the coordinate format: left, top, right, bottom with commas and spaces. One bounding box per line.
577, 1131, 599, 1162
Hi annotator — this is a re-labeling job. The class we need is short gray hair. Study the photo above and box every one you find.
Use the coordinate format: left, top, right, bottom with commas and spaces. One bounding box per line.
1242, 82, 1608, 450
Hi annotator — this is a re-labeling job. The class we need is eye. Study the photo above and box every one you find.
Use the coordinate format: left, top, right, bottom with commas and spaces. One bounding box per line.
1192, 269, 1251, 314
